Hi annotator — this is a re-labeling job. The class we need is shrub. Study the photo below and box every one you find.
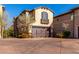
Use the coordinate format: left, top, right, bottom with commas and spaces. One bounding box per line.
3, 26, 14, 38
55, 30, 71, 38
63, 30, 71, 38
18, 33, 32, 38
56, 32, 64, 38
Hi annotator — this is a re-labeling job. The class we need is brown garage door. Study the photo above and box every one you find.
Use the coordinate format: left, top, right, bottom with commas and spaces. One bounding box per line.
32, 27, 48, 37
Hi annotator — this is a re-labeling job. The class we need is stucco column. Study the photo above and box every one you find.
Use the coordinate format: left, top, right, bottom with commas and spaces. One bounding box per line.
0, 5, 3, 38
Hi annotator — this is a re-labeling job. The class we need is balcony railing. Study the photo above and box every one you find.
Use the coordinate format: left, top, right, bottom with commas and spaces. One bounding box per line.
41, 19, 49, 24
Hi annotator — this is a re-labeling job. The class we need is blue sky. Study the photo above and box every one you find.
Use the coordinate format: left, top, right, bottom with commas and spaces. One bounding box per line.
2, 4, 79, 28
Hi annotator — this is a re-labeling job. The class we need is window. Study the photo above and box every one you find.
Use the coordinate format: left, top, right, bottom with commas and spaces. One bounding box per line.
71, 13, 74, 21
57, 19, 59, 21
26, 12, 29, 16
41, 12, 49, 24
41, 12, 48, 20
75, 10, 79, 16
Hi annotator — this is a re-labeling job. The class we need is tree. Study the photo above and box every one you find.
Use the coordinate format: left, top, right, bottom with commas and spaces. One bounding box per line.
3, 25, 14, 38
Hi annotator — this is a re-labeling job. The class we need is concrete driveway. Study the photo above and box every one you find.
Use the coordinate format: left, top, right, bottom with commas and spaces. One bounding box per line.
0, 38, 79, 54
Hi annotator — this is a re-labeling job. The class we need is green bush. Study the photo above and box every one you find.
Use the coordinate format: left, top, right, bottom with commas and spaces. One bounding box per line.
56, 32, 64, 38
3, 26, 14, 38
18, 33, 32, 38
56, 30, 71, 38
63, 30, 71, 38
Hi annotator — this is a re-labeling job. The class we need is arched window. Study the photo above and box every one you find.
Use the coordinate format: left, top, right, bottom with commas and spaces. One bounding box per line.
41, 12, 48, 20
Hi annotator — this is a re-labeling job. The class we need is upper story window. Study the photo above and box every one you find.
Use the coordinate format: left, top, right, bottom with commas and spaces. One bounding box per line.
41, 12, 49, 24
26, 12, 29, 16
41, 12, 48, 20
71, 13, 74, 21
75, 10, 79, 16
57, 19, 59, 21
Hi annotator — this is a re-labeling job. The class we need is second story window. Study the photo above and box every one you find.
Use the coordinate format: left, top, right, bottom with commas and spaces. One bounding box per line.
41, 12, 48, 20
71, 13, 74, 21
26, 12, 29, 16
57, 19, 59, 21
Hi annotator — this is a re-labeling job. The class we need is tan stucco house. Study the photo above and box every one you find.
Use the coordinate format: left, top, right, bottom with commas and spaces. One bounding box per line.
53, 7, 79, 38
14, 7, 53, 38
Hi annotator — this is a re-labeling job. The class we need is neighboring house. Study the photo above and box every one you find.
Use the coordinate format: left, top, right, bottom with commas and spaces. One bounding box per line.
53, 7, 79, 38
14, 7, 53, 38
0, 5, 5, 38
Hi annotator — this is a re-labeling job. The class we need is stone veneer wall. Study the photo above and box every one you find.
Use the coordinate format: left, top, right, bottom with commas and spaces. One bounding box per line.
53, 13, 74, 38
14, 11, 29, 37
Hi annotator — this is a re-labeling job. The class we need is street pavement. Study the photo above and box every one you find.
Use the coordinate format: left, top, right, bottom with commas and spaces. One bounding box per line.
0, 38, 79, 54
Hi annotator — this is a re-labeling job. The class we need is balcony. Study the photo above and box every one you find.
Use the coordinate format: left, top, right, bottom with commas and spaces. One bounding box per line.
41, 19, 49, 24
